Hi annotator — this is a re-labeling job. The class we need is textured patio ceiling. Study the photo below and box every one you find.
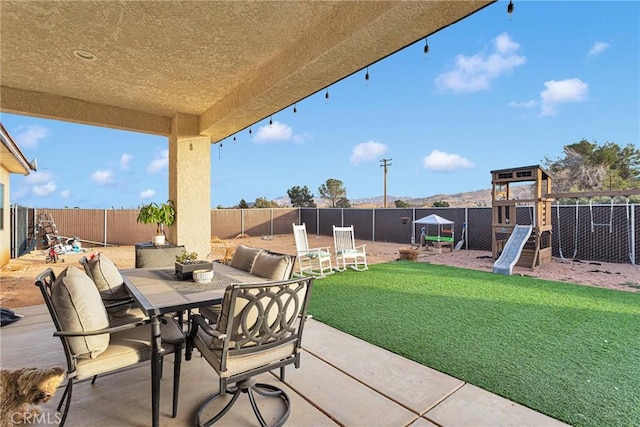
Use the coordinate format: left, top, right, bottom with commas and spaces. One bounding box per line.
0, 1, 495, 143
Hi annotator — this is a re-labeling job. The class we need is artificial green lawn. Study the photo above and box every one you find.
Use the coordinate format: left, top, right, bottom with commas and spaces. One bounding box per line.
308, 261, 640, 427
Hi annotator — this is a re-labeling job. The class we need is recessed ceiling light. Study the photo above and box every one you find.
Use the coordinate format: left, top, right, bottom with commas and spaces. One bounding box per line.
72, 49, 97, 61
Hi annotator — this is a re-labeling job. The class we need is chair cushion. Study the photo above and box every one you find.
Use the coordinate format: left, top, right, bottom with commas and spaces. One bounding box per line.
195, 328, 295, 378
51, 267, 110, 359
75, 318, 183, 380
229, 245, 263, 272
87, 253, 132, 318
87, 253, 129, 299
305, 250, 330, 259
251, 252, 293, 280
135, 245, 185, 268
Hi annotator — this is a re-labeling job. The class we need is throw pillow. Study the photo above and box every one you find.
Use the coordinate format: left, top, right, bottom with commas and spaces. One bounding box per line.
229, 245, 263, 272
251, 252, 293, 280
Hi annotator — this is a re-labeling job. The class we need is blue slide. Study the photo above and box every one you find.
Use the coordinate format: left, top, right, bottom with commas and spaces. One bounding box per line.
493, 225, 533, 275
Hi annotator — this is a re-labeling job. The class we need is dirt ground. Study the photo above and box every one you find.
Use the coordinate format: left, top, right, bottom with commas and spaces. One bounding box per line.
2, 234, 638, 309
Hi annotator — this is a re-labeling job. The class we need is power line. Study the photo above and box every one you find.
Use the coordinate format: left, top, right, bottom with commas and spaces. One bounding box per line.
380, 158, 392, 208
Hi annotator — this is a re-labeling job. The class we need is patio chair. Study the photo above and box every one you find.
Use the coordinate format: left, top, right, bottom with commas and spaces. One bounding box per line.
35, 267, 185, 425
79, 254, 143, 323
186, 276, 314, 427
292, 223, 334, 278
333, 225, 368, 272
199, 248, 296, 325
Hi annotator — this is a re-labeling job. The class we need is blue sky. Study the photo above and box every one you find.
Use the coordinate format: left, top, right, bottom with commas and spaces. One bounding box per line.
4, 1, 639, 209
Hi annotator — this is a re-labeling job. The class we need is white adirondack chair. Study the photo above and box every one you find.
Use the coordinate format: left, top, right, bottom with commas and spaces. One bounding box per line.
292, 223, 334, 278
333, 225, 368, 272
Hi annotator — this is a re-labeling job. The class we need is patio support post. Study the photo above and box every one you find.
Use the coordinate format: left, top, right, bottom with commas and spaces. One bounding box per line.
169, 113, 211, 259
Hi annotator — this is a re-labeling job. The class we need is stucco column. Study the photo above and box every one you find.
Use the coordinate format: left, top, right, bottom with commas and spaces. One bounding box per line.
168, 113, 211, 259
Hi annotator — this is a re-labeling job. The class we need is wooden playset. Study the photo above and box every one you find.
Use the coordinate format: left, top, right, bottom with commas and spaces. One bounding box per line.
491, 165, 554, 270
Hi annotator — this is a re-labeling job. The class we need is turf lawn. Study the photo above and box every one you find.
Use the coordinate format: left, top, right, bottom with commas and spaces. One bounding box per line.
308, 261, 640, 427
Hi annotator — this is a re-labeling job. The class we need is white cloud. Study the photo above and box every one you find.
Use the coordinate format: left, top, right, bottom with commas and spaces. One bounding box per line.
350, 141, 389, 166
540, 78, 588, 116
15, 125, 49, 149
291, 132, 311, 144
253, 121, 293, 144
147, 149, 168, 173
423, 150, 473, 172
120, 153, 133, 169
60, 190, 70, 198
509, 100, 537, 109
140, 189, 155, 199
435, 32, 526, 93
25, 170, 53, 184
588, 41, 610, 57
91, 169, 114, 185
32, 181, 56, 196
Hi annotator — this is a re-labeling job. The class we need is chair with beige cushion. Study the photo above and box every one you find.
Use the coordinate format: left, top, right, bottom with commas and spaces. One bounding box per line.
79, 254, 146, 325
186, 276, 313, 427
199, 248, 296, 324
35, 267, 185, 425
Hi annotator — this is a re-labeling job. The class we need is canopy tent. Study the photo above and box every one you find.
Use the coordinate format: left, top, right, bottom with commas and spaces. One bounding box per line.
413, 214, 453, 225
413, 214, 454, 244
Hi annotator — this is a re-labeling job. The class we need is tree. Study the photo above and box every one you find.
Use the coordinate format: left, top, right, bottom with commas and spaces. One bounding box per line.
237, 199, 249, 209
432, 200, 450, 207
394, 199, 410, 208
544, 139, 640, 192
254, 197, 279, 208
318, 178, 347, 208
287, 185, 316, 207
336, 197, 351, 208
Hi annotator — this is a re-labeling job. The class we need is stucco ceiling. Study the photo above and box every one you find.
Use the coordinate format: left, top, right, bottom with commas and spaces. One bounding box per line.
1, 1, 495, 143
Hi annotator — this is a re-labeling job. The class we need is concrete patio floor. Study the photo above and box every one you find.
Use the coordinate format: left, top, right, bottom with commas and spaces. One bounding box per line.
0, 305, 568, 427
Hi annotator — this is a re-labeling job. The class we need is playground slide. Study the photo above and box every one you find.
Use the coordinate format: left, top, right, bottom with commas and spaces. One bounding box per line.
492, 225, 533, 275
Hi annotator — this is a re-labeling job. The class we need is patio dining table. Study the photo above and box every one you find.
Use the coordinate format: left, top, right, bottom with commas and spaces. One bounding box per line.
121, 263, 266, 427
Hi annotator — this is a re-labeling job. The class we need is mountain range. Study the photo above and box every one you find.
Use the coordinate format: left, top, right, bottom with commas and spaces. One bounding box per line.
274, 187, 513, 208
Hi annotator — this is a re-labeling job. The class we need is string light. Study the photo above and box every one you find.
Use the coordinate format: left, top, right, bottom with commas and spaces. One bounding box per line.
325, 88, 329, 101
233, 136, 236, 144
365, 66, 370, 81
507, 0, 514, 18
423, 37, 429, 55
269, 116, 273, 126
249, 126, 252, 135
293, 103, 297, 114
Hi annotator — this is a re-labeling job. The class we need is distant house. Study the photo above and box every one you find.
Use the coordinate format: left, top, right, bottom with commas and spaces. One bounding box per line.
0, 122, 36, 266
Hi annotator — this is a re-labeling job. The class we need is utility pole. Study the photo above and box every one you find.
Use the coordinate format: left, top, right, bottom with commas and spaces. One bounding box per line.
380, 158, 392, 208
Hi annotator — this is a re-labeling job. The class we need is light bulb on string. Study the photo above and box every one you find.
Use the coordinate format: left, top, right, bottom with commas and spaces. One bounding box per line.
325, 88, 329, 103
293, 103, 297, 115
233, 136, 236, 144
269, 116, 273, 126
218, 143, 223, 159
507, 0, 514, 19
249, 126, 252, 135
365, 66, 370, 86
423, 38, 429, 56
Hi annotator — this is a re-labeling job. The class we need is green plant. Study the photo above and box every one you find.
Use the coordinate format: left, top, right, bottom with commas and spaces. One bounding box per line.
175, 249, 198, 263
136, 200, 176, 236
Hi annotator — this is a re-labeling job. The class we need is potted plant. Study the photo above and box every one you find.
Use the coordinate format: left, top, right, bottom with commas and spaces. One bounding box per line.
174, 249, 213, 280
136, 200, 176, 246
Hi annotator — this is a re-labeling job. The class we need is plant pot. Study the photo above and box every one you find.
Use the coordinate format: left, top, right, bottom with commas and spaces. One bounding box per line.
175, 261, 214, 280
153, 235, 166, 246
398, 247, 418, 261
